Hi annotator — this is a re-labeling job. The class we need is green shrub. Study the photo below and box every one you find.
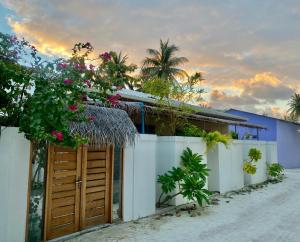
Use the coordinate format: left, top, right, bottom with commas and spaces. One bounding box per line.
267, 163, 284, 179
229, 131, 239, 139
243, 148, 262, 175
157, 147, 210, 207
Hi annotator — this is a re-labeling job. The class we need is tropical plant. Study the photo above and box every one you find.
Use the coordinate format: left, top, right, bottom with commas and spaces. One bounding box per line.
243, 148, 262, 175
157, 147, 210, 207
202, 131, 231, 152
103, 51, 138, 90
288, 93, 300, 120
267, 163, 284, 180
0, 32, 124, 147
142, 39, 188, 83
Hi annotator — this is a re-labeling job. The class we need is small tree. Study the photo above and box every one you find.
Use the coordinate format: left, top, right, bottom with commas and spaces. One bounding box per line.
157, 147, 210, 207
243, 148, 262, 175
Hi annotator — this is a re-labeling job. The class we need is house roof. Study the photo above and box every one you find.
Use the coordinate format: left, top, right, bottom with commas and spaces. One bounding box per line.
227, 108, 300, 126
70, 105, 137, 146
117, 89, 247, 122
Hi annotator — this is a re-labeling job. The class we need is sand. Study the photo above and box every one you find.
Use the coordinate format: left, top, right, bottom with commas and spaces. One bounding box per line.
68, 169, 300, 242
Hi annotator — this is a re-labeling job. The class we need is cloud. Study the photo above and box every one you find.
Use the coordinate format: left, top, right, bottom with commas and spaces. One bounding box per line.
1, 0, 300, 115
208, 72, 295, 116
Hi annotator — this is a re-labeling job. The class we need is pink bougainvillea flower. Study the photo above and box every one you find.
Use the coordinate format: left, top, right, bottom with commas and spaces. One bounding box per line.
89, 64, 95, 70
74, 63, 86, 72
51, 130, 63, 141
58, 63, 67, 69
100, 52, 111, 61
64, 79, 73, 85
69, 104, 78, 111
107, 94, 121, 106
56, 131, 63, 141
88, 115, 96, 121
84, 80, 92, 88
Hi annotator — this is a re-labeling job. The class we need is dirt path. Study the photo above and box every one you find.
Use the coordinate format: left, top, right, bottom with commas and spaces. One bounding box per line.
68, 169, 300, 242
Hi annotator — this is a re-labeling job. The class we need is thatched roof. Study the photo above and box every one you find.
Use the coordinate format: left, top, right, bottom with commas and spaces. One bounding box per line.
70, 105, 137, 146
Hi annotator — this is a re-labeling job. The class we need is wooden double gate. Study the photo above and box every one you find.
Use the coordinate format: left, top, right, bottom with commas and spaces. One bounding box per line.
44, 145, 113, 240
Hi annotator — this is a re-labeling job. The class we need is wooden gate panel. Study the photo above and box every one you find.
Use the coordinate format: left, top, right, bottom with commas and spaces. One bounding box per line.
80, 145, 112, 229
45, 145, 82, 240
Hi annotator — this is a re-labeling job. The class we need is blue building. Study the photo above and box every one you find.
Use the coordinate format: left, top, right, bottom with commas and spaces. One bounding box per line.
226, 109, 300, 168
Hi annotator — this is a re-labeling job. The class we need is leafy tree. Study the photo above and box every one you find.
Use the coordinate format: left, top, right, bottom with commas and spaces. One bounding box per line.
142, 39, 188, 83
0, 33, 38, 126
157, 147, 211, 207
102, 51, 138, 90
288, 93, 300, 120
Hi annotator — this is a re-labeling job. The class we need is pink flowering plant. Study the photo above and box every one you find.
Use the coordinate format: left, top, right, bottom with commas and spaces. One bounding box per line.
17, 41, 124, 147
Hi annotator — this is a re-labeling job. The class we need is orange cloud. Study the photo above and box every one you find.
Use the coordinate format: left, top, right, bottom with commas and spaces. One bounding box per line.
8, 17, 72, 57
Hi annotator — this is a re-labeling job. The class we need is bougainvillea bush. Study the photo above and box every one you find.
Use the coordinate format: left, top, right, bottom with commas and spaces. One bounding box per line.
0, 33, 38, 126
0, 33, 124, 147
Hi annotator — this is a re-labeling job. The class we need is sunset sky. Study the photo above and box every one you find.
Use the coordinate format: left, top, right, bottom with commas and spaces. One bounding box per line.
1, 0, 299, 117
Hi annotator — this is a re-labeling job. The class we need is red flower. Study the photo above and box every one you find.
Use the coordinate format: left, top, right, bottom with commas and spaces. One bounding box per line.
107, 94, 121, 106
74, 63, 86, 72
84, 80, 92, 88
69, 104, 78, 111
100, 52, 111, 61
88, 115, 96, 121
51, 130, 63, 141
58, 63, 67, 69
64, 79, 73, 85
56, 131, 63, 141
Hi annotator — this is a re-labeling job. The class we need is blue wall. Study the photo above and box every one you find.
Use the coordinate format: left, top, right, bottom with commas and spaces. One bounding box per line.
277, 120, 300, 168
226, 109, 277, 141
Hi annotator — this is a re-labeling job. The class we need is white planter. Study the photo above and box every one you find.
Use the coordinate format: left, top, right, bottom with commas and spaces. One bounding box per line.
123, 134, 157, 221
207, 140, 244, 193
156, 136, 207, 206
0, 127, 30, 242
243, 141, 268, 185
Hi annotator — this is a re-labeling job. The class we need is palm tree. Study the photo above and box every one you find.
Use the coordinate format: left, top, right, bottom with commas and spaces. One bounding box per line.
109, 51, 137, 90
288, 93, 300, 119
142, 39, 188, 83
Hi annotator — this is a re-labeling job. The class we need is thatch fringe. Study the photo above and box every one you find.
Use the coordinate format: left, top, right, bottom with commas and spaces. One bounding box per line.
70, 105, 137, 146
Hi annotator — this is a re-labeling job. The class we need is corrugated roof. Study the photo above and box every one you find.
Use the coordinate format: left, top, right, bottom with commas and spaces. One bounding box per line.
117, 89, 248, 122
227, 108, 300, 126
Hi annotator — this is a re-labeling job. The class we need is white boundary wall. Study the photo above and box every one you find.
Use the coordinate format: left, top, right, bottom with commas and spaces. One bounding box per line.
208, 140, 278, 193
0, 127, 30, 242
207, 141, 244, 193
156, 136, 207, 206
123, 134, 157, 221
